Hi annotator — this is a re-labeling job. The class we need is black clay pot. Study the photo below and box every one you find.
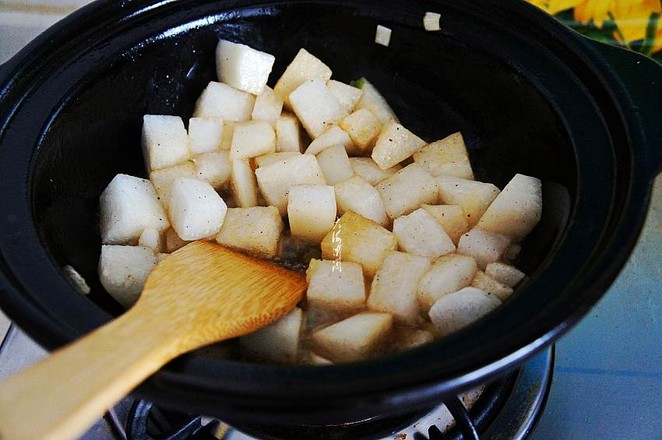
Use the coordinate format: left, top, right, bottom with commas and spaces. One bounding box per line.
0, 0, 661, 430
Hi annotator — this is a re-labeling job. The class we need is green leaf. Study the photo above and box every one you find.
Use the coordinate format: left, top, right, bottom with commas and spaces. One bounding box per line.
639, 12, 660, 57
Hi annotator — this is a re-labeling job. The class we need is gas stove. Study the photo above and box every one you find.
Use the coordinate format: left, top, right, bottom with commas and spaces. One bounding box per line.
1, 4, 661, 439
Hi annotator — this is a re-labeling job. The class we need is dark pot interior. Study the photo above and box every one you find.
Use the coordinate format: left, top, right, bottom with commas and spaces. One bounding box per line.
1, 0, 658, 427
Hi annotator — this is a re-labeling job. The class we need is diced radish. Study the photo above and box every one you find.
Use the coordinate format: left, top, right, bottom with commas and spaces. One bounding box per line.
188, 117, 224, 154
229, 120, 276, 160
216, 39, 275, 95
142, 115, 191, 172
149, 162, 197, 210
349, 157, 401, 185
290, 79, 347, 138
168, 178, 228, 241
393, 208, 455, 258
417, 254, 478, 311
352, 77, 400, 124
287, 184, 337, 243
251, 86, 283, 123
371, 121, 426, 170
276, 113, 302, 152
230, 159, 259, 207
240, 308, 303, 363
485, 262, 526, 287
99, 245, 157, 308
437, 176, 499, 226
193, 151, 231, 190
216, 206, 284, 258
327, 80, 362, 113
428, 287, 501, 336
471, 270, 514, 301
376, 163, 438, 220
413, 132, 474, 179
193, 81, 255, 121
457, 228, 512, 269
306, 259, 366, 313
305, 125, 354, 155
334, 176, 388, 227
340, 108, 382, 154
421, 204, 470, 244
316, 144, 354, 186
274, 48, 333, 107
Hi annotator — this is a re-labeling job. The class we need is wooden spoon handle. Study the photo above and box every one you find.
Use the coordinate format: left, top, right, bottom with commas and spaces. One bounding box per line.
0, 306, 181, 440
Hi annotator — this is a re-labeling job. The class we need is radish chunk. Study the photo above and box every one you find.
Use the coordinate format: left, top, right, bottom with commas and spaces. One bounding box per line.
254, 152, 301, 168
423, 12, 442, 31
316, 144, 355, 186
437, 176, 499, 226
287, 184, 337, 243
421, 204, 470, 244
100, 174, 170, 244
374, 25, 392, 47
334, 176, 388, 227
429, 287, 501, 336
193, 151, 231, 190
417, 254, 478, 311
352, 77, 399, 124
371, 121, 426, 170
230, 159, 259, 207
193, 81, 255, 121
229, 120, 276, 160
290, 79, 347, 138
367, 251, 431, 325
142, 115, 191, 172
471, 270, 514, 301
251, 86, 283, 124
485, 262, 526, 287
216, 206, 284, 258
311, 312, 393, 362
413, 132, 474, 179
327, 80, 362, 114
274, 48, 333, 107
216, 39, 275, 95
376, 163, 438, 220
393, 208, 455, 258
306, 259, 366, 313
255, 154, 326, 215
477, 174, 543, 239
321, 211, 397, 277
349, 157, 402, 185
221, 121, 235, 150
149, 162, 197, 210
99, 245, 157, 308
276, 113, 303, 152
305, 126, 354, 155
188, 117, 224, 154
340, 109, 382, 154
240, 308, 303, 363
168, 178, 228, 241
391, 327, 435, 352
138, 227, 162, 253
457, 228, 512, 270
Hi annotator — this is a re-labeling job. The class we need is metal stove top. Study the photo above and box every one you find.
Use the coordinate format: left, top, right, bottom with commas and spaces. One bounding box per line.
1, 4, 661, 439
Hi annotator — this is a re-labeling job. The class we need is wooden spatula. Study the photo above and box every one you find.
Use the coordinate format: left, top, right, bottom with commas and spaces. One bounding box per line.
0, 240, 307, 440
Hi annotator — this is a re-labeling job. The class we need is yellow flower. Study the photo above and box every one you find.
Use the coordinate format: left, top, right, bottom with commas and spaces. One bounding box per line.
609, 0, 661, 44
574, 0, 613, 27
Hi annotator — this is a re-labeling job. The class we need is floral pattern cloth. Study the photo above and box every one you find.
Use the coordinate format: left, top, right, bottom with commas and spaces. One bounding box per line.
527, 0, 662, 60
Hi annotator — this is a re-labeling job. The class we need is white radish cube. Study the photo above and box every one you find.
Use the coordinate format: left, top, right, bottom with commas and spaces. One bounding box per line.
99, 245, 157, 308
306, 259, 366, 313
316, 144, 354, 186
334, 176, 388, 227
393, 208, 455, 258
138, 227, 162, 253
216, 206, 284, 258
371, 121, 426, 170
254, 151, 301, 168
100, 174, 169, 244
168, 178, 228, 241
255, 154, 326, 215
349, 157, 402, 185
220, 121, 235, 150
276, 113, 302, 152
240, 308, 302, 363
340, 109, 382, 154
311, 312, 393, 362
290, 79, 347, 139
353, 77, 399, 124
230, 159, 259, 208
230, 120, 276, 160
142, 115, 191, 172
321, 211, 397, 277
413, 132, 474, 179
149, 162, 198, 210
367, 251, 431, 325
457, 228, 512, 269
216, 39, 275, 95
305, 126, 354, 155
485, 262, 526, 287
417, 254, 478, 311
193, 151, 231, 190
477, 174, 542, 239
309, 352, 333, 365
193, 81, 255, 121
274, 48, 333, 107
376, 163, 438, 219
437, 176, 500, 226
188, 117, 224, 154
392, 327, 435, 352
287, 184, 337, 243
421, 204, 470, 244
471, 270, 514, 301
327, 80, 362, 114
251, 86, 283, 123
423, 12, 441, 31
429, 287, 501, 336
164, 228, 190, 253
374, 25, 392, 46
